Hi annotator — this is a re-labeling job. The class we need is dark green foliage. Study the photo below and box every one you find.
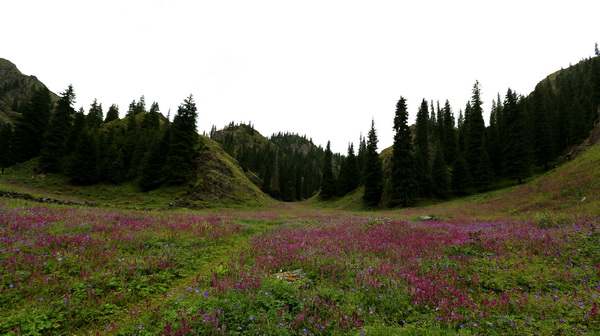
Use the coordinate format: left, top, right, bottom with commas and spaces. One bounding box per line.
12, 86, 52, 163
104, 104, 119, 123
165, 95, 199, 184
451, 152, 471, 195
362, 120, 383, 206
473, 142, 494, 191
414, 99, 433, 196
390, 96, 416, 207
487, 94, 505, 177
67, 108, 86, 153
67, 128, 99, 185
86, 99, 103, 130
141, 102, 161, 131
319, 141, 336, 199
431, 144, 450, 198
503, 89, 531, 184
338, 143, 359, 195
356, 135, 367, 185
39, 85, 76, 172
465, 81, 486, 181
441, 100, 457, 166
0, 123, 14, 174
139, 127, 170, 191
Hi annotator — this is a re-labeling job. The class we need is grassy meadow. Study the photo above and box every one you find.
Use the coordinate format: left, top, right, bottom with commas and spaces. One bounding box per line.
1, 146, 600, 335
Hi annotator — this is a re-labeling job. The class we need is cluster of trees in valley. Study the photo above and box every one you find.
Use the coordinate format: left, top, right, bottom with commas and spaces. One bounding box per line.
0, 54, 598, 206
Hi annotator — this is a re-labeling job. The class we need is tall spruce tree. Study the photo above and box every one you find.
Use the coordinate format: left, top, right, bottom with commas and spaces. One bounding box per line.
320, 141, 336, 199
342, 143, 360, 194
390, 96, 416, 207
12, 86, 52, 163
363, 119, 383, 206
415, 99, 433, 196
465, 81, 491, 186
441, 100, 457, 166
503, 88, 531, 184
165, 94, 199, 184
529, 84, 555, 170
39, 85, 76, 172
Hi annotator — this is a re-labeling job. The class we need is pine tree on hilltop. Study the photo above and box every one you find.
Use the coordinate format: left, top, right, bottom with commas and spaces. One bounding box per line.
363, 120, 383, 206
39, 85, 76, 173
12, 86, 52, 163
86, 98, 103, 130
165, 94, 199, 184
104, 104, 119, 123
320, 141, 336, 199
390, 96, 416, 207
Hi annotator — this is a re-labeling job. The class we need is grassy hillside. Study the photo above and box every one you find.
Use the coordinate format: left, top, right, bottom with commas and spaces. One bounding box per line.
0, 135, 273, 209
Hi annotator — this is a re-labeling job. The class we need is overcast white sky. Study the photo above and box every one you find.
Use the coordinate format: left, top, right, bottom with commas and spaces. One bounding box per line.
3, 0, 598, 153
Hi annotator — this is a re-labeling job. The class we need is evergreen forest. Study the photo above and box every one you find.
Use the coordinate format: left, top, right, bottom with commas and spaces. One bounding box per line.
1, 54, 599, 207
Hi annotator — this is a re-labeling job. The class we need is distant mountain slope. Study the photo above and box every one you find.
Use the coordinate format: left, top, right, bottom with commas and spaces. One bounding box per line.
211, 123, 328, 201
0, 58, 57, 125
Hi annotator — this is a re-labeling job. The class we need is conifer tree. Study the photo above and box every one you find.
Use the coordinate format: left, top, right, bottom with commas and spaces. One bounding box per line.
390, 96, 416, 207
165, 94, 199, 184
415, 99, 433, 196
104, 104, 119, 123
356, 134, 367, 185
465, 81, 487, 181
441, 100, 457, 166
503, 88, 531, 184
39, 85, 76, 172
529, 84, 555, 170
12, 86, 52, 163
342, 143, 360, 194
320, 141, 336, 199
86, 99, 103, 130
363, 120, 383, 206
67, 108, 86, 153
488, 93, 504, 177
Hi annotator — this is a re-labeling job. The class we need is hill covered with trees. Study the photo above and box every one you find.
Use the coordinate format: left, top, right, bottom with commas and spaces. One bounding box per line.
0, 53, 599, 208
